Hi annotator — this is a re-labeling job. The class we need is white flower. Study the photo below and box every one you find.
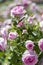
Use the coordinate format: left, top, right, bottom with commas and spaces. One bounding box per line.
39, 21, 43, 32
5, 25, 12, 30
40, 21, 43, 28
4, 19, 12, 25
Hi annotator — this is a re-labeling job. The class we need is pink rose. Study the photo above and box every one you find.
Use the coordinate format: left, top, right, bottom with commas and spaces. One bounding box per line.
1, 28, 8, 39
17, 21, 24, 27
0, 38, 7, 51
11, 6, 26, 16
22, 0, 32, 6
38, 39, 43, 51
27, 16, 33, 24
25, 40, 34, 50
30, 3, 37, 12
8, 31, 18, 40
22, 50, 38, 65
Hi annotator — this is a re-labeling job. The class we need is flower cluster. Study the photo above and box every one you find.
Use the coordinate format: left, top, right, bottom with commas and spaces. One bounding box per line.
0, 0, 43, 65
22, 39, 43, 65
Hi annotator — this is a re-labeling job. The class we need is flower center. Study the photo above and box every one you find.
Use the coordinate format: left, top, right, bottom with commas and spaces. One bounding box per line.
28, 57, 35, 63
29, 44, 32, 47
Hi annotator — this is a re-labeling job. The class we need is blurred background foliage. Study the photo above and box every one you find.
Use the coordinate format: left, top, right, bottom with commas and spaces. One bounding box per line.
0, 0, 43, 22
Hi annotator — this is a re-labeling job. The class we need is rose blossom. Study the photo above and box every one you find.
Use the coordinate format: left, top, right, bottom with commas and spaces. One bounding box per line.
27, 16, 33, 24
8, 31, 18, 40
25, 40, 34, 50
5, 25, 12, 30
1, 28, 8, 39
4, 19, 12, 25
30, 3, 37, 12
22, 50, 38, 65
22, 0, 32, 7
17, 21, 24, 27
38, 39, 43, 51
34, 14, 41, 22
0, 37, 7, 51
11, 6, 26, 17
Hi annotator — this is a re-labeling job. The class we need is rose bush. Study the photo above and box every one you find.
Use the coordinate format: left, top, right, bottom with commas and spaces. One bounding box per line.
0, 0, 43, 65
